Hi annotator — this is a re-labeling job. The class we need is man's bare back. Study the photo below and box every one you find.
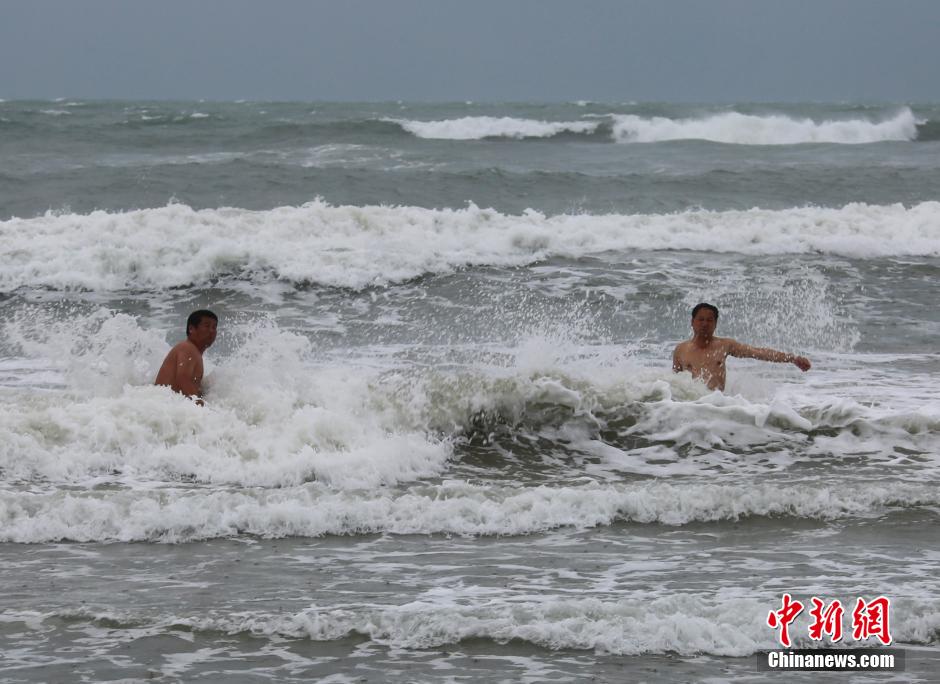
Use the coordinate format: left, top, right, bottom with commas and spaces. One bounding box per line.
155, 310, 217, 403
672, 303, 810, 391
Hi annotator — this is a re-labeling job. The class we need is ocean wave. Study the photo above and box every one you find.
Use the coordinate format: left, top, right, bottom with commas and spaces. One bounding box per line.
2, 312, 938, 544
7, 358, 937, 495
3, 201, 940, 291
1, 480, 935, 543
0, 311, 458, 489
384, 109, 920, 144
621, 109, 923, 144
2, 307, 927, 490
610, 108, 921, 144
9, 596, 939, 654
6, 364, 934, 495
0, 384, 453, 492
6, 307, 937, 480
385, 116, 602, 140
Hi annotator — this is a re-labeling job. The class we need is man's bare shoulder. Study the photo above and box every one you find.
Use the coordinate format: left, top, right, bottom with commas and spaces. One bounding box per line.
712, 336, 738, 351
171, 339, 202, 358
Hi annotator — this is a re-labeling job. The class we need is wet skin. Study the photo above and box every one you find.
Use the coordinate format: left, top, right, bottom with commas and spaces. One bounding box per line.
154, 318, 217, 402
672, 309, 811, 391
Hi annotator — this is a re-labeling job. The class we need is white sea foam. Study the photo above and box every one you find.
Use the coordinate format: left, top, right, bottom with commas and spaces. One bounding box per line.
386, 116, 600, 140
0, 310, 467, 494
13, 596, 939, 654
2, 307, 936, 501
0, 385, 450, 491
188, 596, 940, 653
2, 306, 937, 545
0, 315, 453, 492
1, 479, 934, 543
0, 316, 937, 573
3, 201, 940, 291
611, 108, 920, 144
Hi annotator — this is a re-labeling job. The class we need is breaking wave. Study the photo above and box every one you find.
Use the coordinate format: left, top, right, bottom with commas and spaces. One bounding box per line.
386, 109, 921, 144
3, 201, 940, 291
8, 597, 938, 654
610, 108, 920, 144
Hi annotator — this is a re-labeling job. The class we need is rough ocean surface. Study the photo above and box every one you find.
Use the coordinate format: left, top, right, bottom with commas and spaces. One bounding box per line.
1, 100, 938, 682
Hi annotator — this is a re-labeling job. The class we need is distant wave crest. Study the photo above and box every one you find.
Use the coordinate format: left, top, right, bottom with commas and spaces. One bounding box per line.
611, 108, 920, 144
386, 115, 601, 140
387, 109, 921, 144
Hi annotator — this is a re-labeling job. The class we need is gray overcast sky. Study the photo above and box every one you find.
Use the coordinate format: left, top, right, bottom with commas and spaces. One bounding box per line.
1, 0, 938, 102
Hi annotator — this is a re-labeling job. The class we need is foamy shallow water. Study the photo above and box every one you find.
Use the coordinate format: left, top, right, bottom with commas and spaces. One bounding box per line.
2, 273, 938, 680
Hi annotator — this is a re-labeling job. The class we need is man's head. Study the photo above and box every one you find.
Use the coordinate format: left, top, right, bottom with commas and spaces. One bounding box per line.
186, 309, 218, 351
691, 303, 719, 320
690, 302, 718, 338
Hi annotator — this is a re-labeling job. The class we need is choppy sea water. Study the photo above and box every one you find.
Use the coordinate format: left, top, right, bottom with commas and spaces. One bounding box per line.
1, 100, 939, 682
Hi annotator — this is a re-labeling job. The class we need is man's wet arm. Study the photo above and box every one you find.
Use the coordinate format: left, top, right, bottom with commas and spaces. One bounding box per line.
730, 342, 792, 363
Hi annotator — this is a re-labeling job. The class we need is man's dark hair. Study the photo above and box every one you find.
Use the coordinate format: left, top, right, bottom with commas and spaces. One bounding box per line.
186, 309, 218, 335
691, 302, 719, 319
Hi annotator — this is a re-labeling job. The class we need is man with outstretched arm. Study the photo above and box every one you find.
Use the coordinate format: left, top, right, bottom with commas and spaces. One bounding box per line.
672, 303, 811, 391
154, 310, 218, 405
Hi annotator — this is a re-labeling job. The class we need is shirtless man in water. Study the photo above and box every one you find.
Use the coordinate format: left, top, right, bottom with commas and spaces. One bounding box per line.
672, 303, 811, 391
154, 310, 218, 404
